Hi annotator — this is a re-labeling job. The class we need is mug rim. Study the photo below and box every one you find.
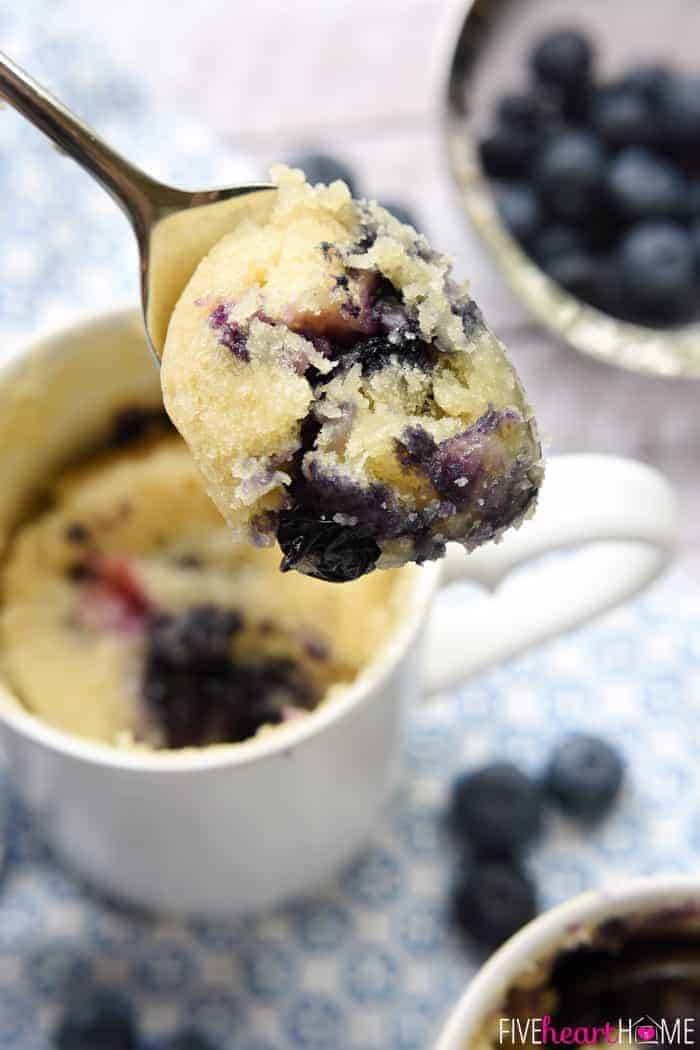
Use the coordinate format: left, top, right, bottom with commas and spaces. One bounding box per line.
435, 873, 700, 1049
0, 306, 441, 775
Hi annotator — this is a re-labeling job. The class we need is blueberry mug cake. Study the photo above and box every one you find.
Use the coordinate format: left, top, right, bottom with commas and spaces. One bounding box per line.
472, 908, 700, 1049
161, 166, 542, 582
0, 417, 407, 749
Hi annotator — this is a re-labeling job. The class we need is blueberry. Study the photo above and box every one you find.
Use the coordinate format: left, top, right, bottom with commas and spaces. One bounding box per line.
618, 221, 696, 321
277, 507, 380, 582
533, 129, 607, 220
530, 28, 594, 93
545, 734, 625, 822
494, 182, 542, 244
659, 75, 700, 146
148, 606, 242, 668
142, 606, 308, 747
447, 762, 543, 857
381, 200, 420, 230
689, 182, 700, 218
167, 1031, 218, 1050
55, 992, 137, 1050
607, 147, 687, 222
692, 221, 700, 269
497, 93, 542, 132
209, 303, 249, 361
480, 128, 536, 177
451, 860, 538, 949
620, 64, 671, 102
543, 251, 604, 305
289, 151, 359, 195
591, 86, 658, 149
533, 225, 587, 265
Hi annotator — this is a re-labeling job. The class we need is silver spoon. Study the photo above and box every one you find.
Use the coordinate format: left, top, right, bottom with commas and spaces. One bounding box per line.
0, 52, 275, 361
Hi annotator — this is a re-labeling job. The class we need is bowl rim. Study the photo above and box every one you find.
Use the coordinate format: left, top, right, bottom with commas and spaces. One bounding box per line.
0, 306, 441, 775
436, 0, 700, 379
434, 873, 700, 1049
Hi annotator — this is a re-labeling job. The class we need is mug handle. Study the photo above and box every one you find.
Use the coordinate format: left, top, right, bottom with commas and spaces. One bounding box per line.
421, 454, 678, 695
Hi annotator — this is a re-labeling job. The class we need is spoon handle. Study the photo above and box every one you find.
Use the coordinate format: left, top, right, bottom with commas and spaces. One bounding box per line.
0, 51, 157, 231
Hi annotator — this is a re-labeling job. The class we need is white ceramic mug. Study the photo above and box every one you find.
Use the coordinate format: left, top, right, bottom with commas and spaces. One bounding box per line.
434, 875, 700, 1050
0, 310, 677, 916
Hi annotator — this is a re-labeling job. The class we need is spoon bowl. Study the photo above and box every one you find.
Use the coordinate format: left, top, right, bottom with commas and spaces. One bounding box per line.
0, 51, 275, 361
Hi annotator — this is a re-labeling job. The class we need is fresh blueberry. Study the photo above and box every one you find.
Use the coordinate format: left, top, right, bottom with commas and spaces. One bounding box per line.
289, 151, 359, 195
447, 762, 543, 857
620, 64, 671, 103
692, 221, 700, 270
689, 182, 700, 218
618, 221, 696, 321
167, 1031, 218, 1050
591, 86, 658, 149
497, 93, 542, 132
451, 860, 538, 949
545, 734, 625, 822
533, 225, 587, 265
494, 182, 542, 244
480, 128, 536, 177
607, 147, 687, 222
530, 28, 594, 94
55, 991, 137, 1050
659, 75, 700, 146
543, 251, 604, 306
533, 129, 607, 220
583, 257, 627, 319
381, 200, 420, 230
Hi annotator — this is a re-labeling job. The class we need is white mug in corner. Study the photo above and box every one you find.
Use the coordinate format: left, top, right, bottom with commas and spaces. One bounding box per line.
0, 310, 678, 916
434, 875, 700, 1050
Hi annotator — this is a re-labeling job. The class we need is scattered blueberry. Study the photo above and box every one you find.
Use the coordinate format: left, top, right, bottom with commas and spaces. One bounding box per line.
167, 1031, 219, 1050
289, 151, 359, 195
448, 762, 543, 858
530, 28, 594, 94
495, 182, 542, 244
618, 221, 696, 320
533, 225, 587, 265
480, 128, 536, 178
533, 129, 606, 220
607, 147, 687, 222
544, 734, 625, 822
451, 860, 538, 949
54, 991, 137, 1050
381, 200, 420, 230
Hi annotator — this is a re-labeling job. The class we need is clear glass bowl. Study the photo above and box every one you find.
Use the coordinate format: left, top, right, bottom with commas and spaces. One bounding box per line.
441, 0, 700, 377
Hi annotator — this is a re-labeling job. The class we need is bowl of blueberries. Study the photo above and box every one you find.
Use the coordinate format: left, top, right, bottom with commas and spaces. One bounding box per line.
443, 0, 700, 376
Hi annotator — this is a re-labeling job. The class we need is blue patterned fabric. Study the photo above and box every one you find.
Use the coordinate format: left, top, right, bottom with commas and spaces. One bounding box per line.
2, 5, 700, 1049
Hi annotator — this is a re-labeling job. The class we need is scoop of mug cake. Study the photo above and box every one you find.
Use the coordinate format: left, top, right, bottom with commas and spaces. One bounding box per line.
161, 165, 543, 582
0, 432, 404, 749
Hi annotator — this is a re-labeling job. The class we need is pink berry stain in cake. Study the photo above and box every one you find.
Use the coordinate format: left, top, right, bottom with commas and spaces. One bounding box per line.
77, 556, 152, 635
